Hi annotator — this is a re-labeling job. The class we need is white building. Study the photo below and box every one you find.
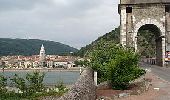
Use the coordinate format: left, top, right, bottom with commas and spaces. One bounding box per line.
39, 44, 46, 67
53, 60, 68, 68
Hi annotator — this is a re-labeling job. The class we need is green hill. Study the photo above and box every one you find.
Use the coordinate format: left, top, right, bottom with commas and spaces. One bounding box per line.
0, 38, 78, 56
76, 26, 155, 58
76, 27, 120, 57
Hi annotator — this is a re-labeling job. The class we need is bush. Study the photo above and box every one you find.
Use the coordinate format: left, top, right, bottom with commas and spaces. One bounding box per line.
0, 72, 68, 99
26, 71, 45, 94
87, 41, 145, 89
107, 49, 145, 90
0, 75, 7, 97
11, 74, 27, 97
88, 41, 121, 83
56, 81, 65, 91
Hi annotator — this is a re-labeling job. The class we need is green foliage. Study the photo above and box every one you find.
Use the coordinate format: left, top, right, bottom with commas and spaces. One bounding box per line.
0, 38, 78, 56
87, 40, 121, 83
11, 72, 45, 97
55, 81, 67, 92
137, 30, 156, 57
11, 74, 27, 95
0, 75, 7, 96
75, 27, 120, 57
0, 72, 67, 99
26, 71, 45, 94
107, 49, 145, 90
74, 59, 89, 67
87, 40, 145, 89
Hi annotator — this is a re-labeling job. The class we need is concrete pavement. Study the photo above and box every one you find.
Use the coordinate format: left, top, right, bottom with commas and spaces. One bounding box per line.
139, 62, 170, 82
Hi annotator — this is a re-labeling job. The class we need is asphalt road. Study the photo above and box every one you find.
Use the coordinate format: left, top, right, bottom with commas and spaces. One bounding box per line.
139, 62, 170, 82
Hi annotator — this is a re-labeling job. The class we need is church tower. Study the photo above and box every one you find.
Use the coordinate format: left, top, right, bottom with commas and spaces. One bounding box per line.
39, 44, 46, 67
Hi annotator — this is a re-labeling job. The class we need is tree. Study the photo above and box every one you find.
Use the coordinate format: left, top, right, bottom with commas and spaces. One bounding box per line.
11, 74, 27, 94
26, 71, 45, 93
87, 40, 145, 89
0, 75, 7, 93
137, 30, 156, 57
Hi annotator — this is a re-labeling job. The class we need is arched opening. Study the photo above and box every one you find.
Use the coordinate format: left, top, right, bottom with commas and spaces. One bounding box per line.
137, 24, 163, 66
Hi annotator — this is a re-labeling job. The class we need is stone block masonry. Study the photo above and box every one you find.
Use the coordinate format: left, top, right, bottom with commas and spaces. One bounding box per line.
119, 0, 170, 67
58, 68, 97, 100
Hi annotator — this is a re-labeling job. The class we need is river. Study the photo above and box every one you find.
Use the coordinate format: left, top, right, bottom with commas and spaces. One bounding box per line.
0, 70, 80, 87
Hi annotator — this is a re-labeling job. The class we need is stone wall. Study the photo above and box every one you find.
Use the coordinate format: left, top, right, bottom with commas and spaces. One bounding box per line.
121, 0, 170, 4
58, 68, 96, 100
119, 2, 169, 66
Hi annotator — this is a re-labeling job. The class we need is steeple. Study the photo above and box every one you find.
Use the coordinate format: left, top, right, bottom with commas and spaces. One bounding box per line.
41, 44, 44, 50
39, 44, 46, 67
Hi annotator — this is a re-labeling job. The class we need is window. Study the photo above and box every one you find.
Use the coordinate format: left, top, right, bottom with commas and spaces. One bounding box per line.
126, 7, 132, 13
165, 5, 170, 12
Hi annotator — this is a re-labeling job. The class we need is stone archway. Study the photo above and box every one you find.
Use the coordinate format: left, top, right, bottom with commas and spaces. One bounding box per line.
133, 18, 166, 66
119, 1, 170, 67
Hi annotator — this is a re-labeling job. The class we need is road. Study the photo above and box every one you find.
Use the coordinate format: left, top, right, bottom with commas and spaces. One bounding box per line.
139, 62, 170, 82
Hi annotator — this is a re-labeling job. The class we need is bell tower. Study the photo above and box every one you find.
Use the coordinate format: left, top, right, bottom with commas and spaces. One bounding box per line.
39, 44, 46, 67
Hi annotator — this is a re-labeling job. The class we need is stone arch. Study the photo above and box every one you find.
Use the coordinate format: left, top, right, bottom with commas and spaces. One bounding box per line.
133, 18, 166, 66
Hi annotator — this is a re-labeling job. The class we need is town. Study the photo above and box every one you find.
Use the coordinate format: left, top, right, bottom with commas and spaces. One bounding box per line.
0, 44, 80, 69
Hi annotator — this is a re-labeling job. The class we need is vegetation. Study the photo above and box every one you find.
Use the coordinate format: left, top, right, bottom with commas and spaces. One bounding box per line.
0, 72, 68, 100
137, 30, 156, 58
26, 72, 45, 93
0, 75, 7, 97
74, 59, 89, 67
76, 26, 155, 58
75, 27, 120, 57
74, 26, 148, 89
0, 38, 78, 56
107, 47, 145, 89
87, 41, 145, 89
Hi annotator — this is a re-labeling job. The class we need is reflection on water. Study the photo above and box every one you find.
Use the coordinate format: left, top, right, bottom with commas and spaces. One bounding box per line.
0, 70, 80, 86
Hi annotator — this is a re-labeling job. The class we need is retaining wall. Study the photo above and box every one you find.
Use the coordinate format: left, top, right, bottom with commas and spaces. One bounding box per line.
58, 68, 96, 100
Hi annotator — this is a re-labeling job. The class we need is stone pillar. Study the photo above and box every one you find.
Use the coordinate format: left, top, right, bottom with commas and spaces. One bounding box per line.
166, 12, 170, 50
167, 43, 170, 51
94, 71, 97, 86
120, 7, 127, 46
156, 37, 162, 66
162, 37, 166, 67
126, 13, 134, 47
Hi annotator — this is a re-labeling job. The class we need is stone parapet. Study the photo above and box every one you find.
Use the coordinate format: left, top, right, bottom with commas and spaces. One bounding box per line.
58, 68, 96, 100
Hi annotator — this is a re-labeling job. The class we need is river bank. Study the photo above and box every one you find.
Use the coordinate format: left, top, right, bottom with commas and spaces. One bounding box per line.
0, 67, 85, 72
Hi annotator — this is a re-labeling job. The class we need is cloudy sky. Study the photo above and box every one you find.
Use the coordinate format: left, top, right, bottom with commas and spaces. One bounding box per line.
0, 0, 120, 49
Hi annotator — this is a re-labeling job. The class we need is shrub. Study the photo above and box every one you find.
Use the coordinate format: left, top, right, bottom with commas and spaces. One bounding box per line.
88, 41, 121, 83
87, 41, 145, 89
0, 75, 7, 97
26, 71, 45, 94
11, 74, 27, 94
55, 81, 66, 92
0, 72, 68, 99
107, 49, 145, 90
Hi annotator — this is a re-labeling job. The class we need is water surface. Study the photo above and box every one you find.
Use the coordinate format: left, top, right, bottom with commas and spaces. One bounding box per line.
0, 70, 80, 86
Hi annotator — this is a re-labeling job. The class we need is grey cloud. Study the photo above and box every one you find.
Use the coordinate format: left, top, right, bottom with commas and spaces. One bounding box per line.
0, 0, 120, 48
0, 0, 37, 11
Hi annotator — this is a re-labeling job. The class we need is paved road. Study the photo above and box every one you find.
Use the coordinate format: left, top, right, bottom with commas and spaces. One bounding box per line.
139, 62, 170, 82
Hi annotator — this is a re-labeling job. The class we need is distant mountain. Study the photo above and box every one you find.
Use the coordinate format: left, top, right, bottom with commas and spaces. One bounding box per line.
75, 27, 120, 57
0, 38, 78, 56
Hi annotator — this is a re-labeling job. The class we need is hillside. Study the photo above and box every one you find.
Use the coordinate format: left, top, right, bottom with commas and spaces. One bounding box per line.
76, 27, 120, 57
0, 38, 78, 56
76, 26, 155, 58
